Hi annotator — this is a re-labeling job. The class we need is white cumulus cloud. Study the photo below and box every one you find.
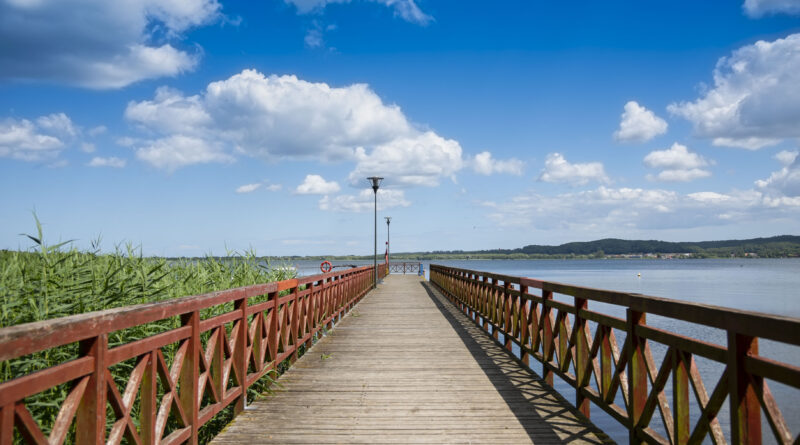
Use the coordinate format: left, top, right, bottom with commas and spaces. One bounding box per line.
36, 113, 78, 138
668, 33, 800, 149
87, 156, 126, 168
539, 153, 610, 185
472, 151, 523, 176
125, 87, 212, 135
743, 0, 800, 17
348, 131, 464, 187
126, 70, 413, 166
135, 135, 234, 171
0, 114, 74, 161
319, 188, 410, 212
755, 151, 800, 198
687, 191, 732, 204
126, 69, 506, 183
774, 150, 799, 166
643, 143, 709, 170
295, 174, 341, 195
644, 143, 712, 182
0, 0, 219, 88
285, 0, 432, 24
235, 183, 262, 193
650, 169, 711, 182
88, 126, 107, 137
613, 101, 668, 143
203, 71, 412, 160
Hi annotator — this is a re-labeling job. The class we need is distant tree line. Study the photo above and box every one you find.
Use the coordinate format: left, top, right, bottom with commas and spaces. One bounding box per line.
321, 236, 800, 260
162, 235, 800, 261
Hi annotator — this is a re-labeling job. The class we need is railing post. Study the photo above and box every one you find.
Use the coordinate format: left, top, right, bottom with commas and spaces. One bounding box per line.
541, 290, 554, 387
325, 277, 334, 330
673, 350, 690, 445
728, 332, 761, 445
492, 279, 501, 341
482, 276, 490, 333
0, 404, 13, 445
140, 351, 157, 445
291, 287, 301, 363
234, 298, 248, 413
575, 297, 590, 418
307, 282, 316, 349
519, 284, 530, 366
268, 291, 279, 364
76, 334, 107, 445
180, 311, 200, 444
468, 274, 476, 319
504, 281, 513, 352
627, 309, 647, 445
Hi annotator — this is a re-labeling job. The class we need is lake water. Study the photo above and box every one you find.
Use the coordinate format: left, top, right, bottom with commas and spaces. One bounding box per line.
288, 258, 800, 443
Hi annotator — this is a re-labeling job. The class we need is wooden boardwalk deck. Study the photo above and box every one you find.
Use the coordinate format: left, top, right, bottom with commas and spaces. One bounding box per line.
211, 275, 612, 444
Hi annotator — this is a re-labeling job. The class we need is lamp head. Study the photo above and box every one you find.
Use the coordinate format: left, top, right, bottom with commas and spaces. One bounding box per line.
384, 216, 391, 225
367, 176, 383, 192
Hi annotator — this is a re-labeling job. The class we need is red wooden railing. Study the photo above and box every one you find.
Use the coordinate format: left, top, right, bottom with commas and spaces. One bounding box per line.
0, 264, 385, 444
430, 264, 800, 445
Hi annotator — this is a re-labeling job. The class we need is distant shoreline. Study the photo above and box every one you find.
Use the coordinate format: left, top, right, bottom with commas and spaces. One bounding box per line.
165, 253, 800, 261
8, 235, 798, 261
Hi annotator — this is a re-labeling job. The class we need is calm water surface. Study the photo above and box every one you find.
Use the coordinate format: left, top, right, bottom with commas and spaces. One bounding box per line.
289, 258, 799, 443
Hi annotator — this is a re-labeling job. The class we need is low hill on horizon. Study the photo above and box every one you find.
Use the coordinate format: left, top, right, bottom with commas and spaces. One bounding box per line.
148, 235, 800, 260
397, 235, 800, 259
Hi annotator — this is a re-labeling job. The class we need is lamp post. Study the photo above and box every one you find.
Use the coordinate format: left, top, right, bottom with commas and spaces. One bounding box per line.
367, 177, 383, 289
385, 216, 391, 268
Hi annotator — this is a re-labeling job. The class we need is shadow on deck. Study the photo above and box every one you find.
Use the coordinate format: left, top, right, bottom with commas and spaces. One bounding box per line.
420, 280, 613, 444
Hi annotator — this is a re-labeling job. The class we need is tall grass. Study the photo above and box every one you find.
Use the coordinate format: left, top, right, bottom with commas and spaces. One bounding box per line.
0, 217, 297, 443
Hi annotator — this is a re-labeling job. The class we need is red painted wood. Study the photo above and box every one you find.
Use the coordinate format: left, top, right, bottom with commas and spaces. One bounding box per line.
729, 332, 761, 445
234, 298, 247, 414
541, 290, 555, 387
673, 350, 690, 445
428, 264, 800, 445
0, 404, 13, 445
1, 266, 373, 445
575, 297, 590, 418
76, 334, 107, 445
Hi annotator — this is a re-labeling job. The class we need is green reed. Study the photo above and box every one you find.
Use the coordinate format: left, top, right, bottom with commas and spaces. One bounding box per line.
0, 217, 297, 443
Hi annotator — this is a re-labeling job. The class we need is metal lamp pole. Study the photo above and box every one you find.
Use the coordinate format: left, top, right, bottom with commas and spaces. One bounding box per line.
385, 217, 391, 269
367, 177, 383, 289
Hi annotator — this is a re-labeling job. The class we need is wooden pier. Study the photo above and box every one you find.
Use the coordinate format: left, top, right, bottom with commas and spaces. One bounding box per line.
211, 275, 608, 444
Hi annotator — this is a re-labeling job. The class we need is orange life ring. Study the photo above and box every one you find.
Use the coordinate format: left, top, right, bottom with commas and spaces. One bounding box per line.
320, 261, 332, 273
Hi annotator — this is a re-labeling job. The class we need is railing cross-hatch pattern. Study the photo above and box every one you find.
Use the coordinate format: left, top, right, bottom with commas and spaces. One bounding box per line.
0, 264, 386, 445
429, 264, 800, 445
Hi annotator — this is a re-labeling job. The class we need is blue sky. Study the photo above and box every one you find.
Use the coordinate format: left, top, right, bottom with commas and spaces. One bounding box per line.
1, 0, 800, 256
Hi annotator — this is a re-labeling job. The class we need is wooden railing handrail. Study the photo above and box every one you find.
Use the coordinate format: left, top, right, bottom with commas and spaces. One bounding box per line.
0, 268, 376, 362
433, 265, 800, 345
429, 263, 800, 445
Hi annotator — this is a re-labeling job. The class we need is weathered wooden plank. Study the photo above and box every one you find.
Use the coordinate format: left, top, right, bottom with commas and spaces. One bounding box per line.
211, 275, 610, 445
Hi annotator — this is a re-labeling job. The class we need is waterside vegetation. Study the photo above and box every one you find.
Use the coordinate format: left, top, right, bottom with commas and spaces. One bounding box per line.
0, 219, 297, 443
